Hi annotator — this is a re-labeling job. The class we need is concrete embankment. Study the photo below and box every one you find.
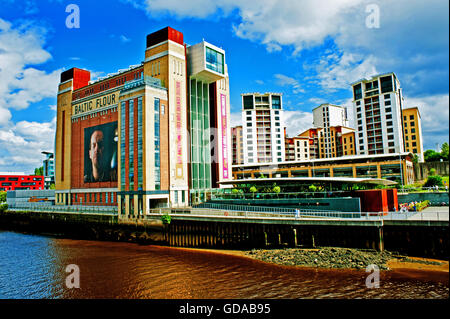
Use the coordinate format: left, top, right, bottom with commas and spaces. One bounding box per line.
0, 211, 167, 245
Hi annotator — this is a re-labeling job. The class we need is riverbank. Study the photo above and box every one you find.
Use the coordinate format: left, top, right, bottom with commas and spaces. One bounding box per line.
168, 246, 449, 273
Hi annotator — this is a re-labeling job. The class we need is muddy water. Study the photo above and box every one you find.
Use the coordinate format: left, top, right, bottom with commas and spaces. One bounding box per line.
0, 231, 447, 299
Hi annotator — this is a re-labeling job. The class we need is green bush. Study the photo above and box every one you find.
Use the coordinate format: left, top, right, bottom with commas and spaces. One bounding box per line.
161, 214, 171, 224
429, 168, 437, 176
0, 191, 6, 203
0, 203, 8, 213
424, 175, 443, 188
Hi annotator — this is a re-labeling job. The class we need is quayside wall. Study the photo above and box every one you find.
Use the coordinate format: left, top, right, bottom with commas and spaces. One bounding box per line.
0, 211, 447, 260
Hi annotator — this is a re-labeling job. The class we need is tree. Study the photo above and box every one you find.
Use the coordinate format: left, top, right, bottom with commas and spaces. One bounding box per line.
424, 175, 443, 188
424, 150, 442, 162
0, 191, 6, 203
309, 184, 317, 192
441, 142, 449, 160
249, 186, 257, 198
34, 166, 44, 176
272, 186, 281, 198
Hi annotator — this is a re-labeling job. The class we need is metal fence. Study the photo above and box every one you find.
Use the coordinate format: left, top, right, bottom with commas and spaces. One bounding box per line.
8, 204, 117, 215
146, 207, 448, 222
194, 202, 340, 214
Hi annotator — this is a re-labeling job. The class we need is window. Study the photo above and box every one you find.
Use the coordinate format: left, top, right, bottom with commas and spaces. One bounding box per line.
410, 115, 414, 120
387, 121, 393, 127
411, 128, 416, 133
412, 142, 417, 147
385, 100, 391, 106
358, 120, 362, 125
403, 116, 407, 121
384, 94, 390, 99
356, 101, 361, 106
205, 47, 224, 74
413, 148, 418, 153
410, 121, 415, 127
388, 142, 395, 147
404, 129, 408, 134
406, 142, 409, 147
272, 95, 281, 109
357, 107, 361, 113
388, 135, 394, 140
412, 135, 416, 140
243, 95, 254, 109
358, 133, 363, 137
387, 128, 394, 133
353, 84, 362, 100
385, 107, 392, 113
357, 113, 362, 119
386, 114, 392, 119
359, 139, 363, 144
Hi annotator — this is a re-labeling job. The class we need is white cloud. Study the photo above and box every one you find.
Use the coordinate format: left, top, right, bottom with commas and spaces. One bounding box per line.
274, 73, 305, 94
119, 35, 131, 43
0, 18, 59, 173
283, 110, 313, 137
230, 112, 242, 127
314, 52, 378, 92
0, 118, 56, 173
0, 18, 61, 112
403, 94, 449, 149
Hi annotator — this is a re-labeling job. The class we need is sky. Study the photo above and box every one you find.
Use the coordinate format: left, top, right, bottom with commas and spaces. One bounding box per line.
0, 0, 448, 174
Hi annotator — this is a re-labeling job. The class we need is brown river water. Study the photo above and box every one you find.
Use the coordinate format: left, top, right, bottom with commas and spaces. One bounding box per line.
0, 231, 447, 299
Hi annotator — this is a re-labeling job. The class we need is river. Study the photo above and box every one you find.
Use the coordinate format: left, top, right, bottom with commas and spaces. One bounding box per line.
0, 231, 447, 299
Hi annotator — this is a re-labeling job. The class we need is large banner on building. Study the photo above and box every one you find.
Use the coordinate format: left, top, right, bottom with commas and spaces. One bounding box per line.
83, 122, 118, 183
221, 93, 229, 179
175, 80, 183, 179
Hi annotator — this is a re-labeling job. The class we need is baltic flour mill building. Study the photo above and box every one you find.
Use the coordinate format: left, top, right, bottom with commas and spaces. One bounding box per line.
54, 27, 232, 218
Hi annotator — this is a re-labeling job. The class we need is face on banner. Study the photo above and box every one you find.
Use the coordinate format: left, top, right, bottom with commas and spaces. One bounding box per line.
84, 122, 118, 183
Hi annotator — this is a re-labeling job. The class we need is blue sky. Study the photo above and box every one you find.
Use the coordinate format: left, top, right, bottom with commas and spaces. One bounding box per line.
0, 0, 448, 173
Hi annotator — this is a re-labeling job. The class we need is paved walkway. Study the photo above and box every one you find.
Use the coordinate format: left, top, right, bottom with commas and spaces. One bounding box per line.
407, 206, 449, 221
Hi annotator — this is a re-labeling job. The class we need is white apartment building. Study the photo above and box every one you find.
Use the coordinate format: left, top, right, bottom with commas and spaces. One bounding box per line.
312, 104, 349, 158
351, 72, 405, 155
241, 92, 285, 164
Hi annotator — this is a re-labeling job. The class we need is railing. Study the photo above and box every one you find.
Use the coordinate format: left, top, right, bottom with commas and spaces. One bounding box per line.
8, 204, 117, 215
146, 207, 448, 222
194, 202, 341, 214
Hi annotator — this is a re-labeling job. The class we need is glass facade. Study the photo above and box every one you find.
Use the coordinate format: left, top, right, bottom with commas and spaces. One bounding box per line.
205, 47, 224, 74
189, 78, 212, 196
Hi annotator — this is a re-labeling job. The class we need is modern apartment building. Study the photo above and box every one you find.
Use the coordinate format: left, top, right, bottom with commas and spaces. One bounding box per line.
232, 126, 244, 165
312, 104, 349, 158
241, 92, 285, 164
351, 72, 405, 155
295, 126, 355, 160
54, 27, 232, 218
41, 151, 55, 189
402, 107, 424, 162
